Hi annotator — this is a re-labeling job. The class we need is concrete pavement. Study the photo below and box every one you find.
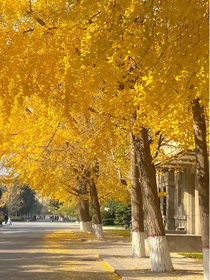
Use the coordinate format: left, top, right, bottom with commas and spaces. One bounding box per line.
0, 222, 204, 280
99, 253, 203, 280
0, 222, 120, 280
71, 228, 204, 280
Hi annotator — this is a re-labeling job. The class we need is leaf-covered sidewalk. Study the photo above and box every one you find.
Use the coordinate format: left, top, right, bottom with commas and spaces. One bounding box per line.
0, 225, 120, 280
0, 223, 204, 280
72, 229, 204, 280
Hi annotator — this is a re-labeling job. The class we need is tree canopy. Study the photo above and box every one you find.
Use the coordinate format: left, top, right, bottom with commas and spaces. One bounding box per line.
0, 0, 208, 205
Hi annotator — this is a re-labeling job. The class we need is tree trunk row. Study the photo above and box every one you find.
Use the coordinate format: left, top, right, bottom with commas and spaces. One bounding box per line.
77, 99, 209, 276
131, 129, 173, 271
77, 167, 104, 238
192, 99, 209, 280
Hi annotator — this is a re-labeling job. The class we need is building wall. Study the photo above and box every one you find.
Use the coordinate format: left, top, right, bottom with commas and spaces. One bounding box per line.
157, 165, 200, 234
157, 171, 176, 230
174, 170, 187, 230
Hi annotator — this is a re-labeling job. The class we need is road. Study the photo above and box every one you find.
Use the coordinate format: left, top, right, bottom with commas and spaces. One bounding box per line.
0, 221, 121, 280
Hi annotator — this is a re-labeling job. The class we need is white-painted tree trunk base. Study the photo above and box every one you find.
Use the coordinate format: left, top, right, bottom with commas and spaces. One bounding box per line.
83, 221, 93, 234
94, 224, 104, 238
147, 235, 173, 272
80, 221, 84, 231
202, 248, 209, 280
132, 231, 146, 258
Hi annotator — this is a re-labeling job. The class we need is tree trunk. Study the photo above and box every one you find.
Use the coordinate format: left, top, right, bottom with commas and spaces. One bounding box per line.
134, 128, 173, 272
129, 132, 146, 258
192, 99, 209, 280
77, 176, 93, 234
90, 178, 104, 238
78, 199, 93, 233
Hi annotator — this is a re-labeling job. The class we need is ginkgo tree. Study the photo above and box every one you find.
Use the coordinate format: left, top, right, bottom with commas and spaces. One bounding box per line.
0, 2, 187, 269
0, 0, 208, 277
69, 0, 209, 274
0, 94, 130, 238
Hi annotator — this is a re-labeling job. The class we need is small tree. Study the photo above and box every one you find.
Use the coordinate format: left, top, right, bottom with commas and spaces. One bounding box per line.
19, 186, 36, 216
4, 185, 23, 216
114, 202, 131, 226
31, 198, 43, 216
101, 200, 131, 226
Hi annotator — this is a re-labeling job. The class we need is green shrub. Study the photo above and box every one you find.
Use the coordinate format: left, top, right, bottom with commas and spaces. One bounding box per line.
10, 216, 24, 221
0, 216, 25, 222
101, 200, 131, 226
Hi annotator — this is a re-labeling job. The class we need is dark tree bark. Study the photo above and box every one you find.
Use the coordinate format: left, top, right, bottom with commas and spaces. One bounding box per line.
129, 132, 145, 257
133, 127, 173, 271
77, 175, 92, 233
89, 177, 104, 238
78, 199, 91, 223
192, 98, 209, 280
89, 159, 104, 238
90, 178, 102, 225
134, 128, 164, 235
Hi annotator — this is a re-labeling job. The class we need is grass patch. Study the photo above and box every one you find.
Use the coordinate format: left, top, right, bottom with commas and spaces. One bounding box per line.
179, 253, 203, 260
104, 229, 131, 238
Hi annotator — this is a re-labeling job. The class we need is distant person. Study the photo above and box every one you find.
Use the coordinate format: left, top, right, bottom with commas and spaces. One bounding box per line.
4, 214, 8, 225
33, 215, 36, 222
124, 221, 129, 230
8, 217, 12, 225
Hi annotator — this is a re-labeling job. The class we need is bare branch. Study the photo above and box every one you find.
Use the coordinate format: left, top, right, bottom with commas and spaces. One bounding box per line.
88, 11, 101, 24
153, 133, 164, 160
98, 192, 113, 200
25, 107, 33, 114
36, 121, 61, 161
22, 28, 34, 34
35, 17, 46, 26
64, 187, 79, 197
72, 187, 83, 195
29, 0, 32, 13
88, 106, 99, 114
111, 151, 127, 186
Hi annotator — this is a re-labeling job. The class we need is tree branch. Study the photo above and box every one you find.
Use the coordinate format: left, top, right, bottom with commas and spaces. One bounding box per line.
22, 28, 34, 34
111, 151, 127, 186
152, 133, 164, 160
36, 121, 61, 161
64, 187, 79, 197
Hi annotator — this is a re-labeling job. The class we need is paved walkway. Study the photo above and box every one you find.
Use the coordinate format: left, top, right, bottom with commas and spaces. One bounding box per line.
0, 223, 204, 280
72, 229, 204, 280
0, 223, 120, 280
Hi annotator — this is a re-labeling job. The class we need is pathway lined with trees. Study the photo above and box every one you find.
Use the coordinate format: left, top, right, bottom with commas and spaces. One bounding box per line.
0, 1, 208, 279
0, 222, 121, 280
0, 222, 204, 280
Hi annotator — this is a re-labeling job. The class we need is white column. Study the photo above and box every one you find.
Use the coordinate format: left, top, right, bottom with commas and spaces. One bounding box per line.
194, 173, 201, 235
185, 168, 194, 234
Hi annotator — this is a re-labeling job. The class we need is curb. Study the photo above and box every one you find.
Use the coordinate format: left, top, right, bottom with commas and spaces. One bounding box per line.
99, 255, 123, 279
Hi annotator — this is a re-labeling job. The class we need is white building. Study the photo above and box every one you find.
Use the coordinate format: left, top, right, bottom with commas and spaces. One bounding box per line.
156, 151, 201, 235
